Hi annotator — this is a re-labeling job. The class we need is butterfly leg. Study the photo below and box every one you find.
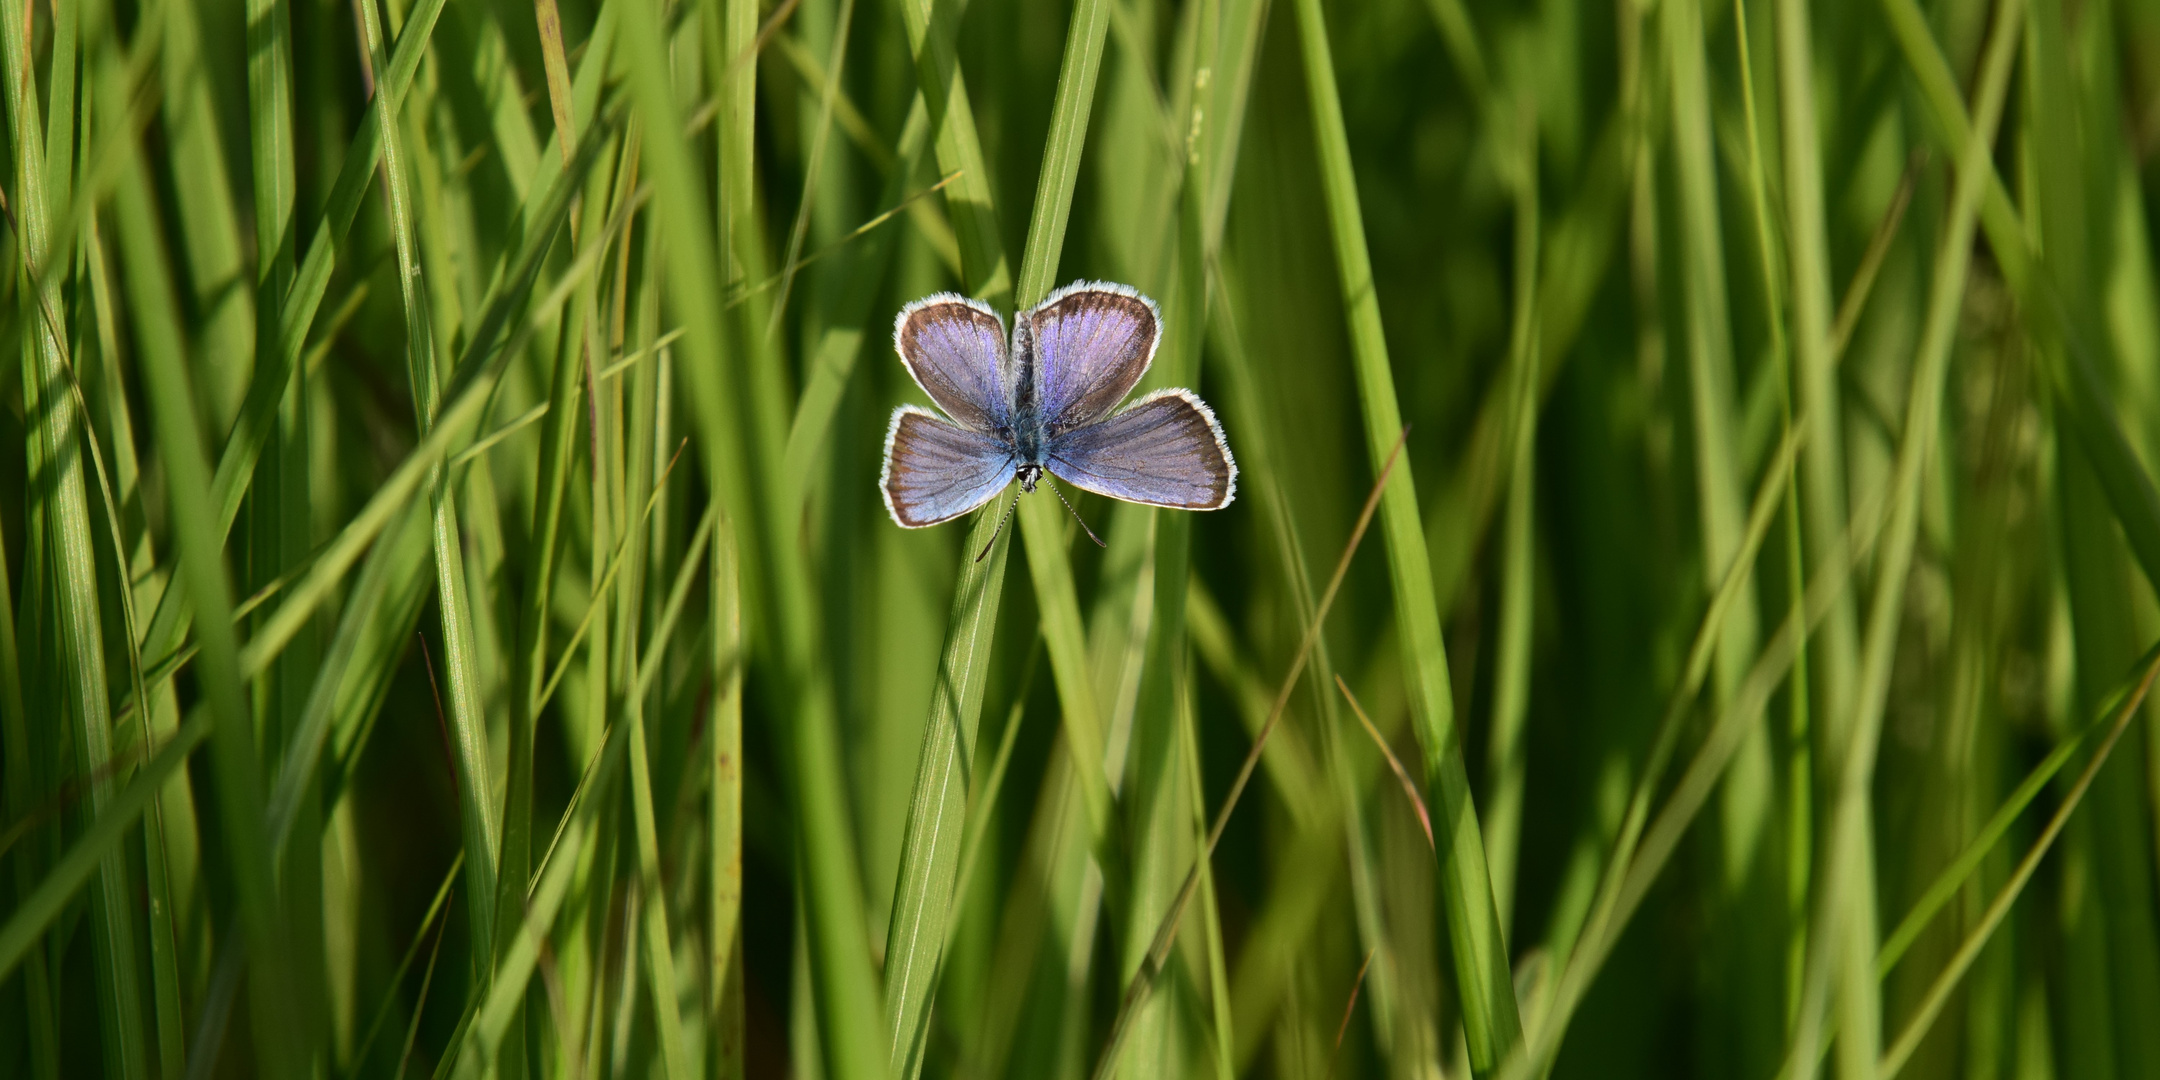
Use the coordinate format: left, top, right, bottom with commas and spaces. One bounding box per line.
976, 486, 1025, 563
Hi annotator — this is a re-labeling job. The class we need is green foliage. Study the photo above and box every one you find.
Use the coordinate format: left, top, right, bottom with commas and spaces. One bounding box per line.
12, 0, 2160, 1076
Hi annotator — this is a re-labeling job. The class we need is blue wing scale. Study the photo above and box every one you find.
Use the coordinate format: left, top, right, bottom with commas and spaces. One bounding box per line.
881, 406, 1017, 527
1018, 282, 1160, 434
894, 294, 1012, 433
1046, 390, 1236, 510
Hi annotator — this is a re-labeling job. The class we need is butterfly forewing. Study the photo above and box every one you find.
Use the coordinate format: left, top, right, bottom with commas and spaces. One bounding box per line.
882, 407, 1017, 527
1046, 390, 1237, 510
894, 294, 1012, 433
1021, 283, 1160, 433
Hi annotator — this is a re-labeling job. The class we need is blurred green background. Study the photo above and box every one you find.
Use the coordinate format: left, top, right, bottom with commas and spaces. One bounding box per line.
5, 0, 2160, 1075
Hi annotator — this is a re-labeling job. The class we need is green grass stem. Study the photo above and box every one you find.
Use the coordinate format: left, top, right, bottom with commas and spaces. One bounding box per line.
1290, 0, 1522, 1068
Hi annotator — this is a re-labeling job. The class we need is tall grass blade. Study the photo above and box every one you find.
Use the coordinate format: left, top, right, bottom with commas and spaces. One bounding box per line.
1288, 0, 1522, 1068
1094, 429, 1403, 1079
882, 1, 1114, 1074
711, 514, 746, 1080
1, 0, 151, 1068
108, 97, 300, 1077
616, 0, 886, 1073
358, 0, 500, 959
1786, 0, 2019, 1069
0, 713, 207, 982
1484, 100, 1538, 935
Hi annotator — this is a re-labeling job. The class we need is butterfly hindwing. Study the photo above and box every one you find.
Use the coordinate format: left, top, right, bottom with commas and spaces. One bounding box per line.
1046, 390, 1236, 510
1019, 282, 1160, 434
894, 293, 1012, 433
881, 406, 1017, 527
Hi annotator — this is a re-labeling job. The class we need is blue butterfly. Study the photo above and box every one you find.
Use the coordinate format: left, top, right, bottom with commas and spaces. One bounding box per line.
880, 281, 1237, 544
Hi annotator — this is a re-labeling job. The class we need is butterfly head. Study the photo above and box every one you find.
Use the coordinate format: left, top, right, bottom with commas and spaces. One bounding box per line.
1017, 462, 1043, 493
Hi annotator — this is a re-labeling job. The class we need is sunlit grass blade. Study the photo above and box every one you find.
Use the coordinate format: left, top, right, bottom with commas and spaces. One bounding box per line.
1663, 0, 1780, 1065
0, 364, 53, 1080
1094, 430, 1403, 1079
711, 511, 746, 1080
626, 642, 693, 1080
884, 506, 1015, 1078
493, 107, 627, 1062
107, 89, 300, 1076
157, 0, 254, 434
880, 1, 1114, 1074
1786, 0, 2019, 1069
1484, 101, 1538, 934
137, 0, 450, 619
1007, 0, 1118, 893
895, 0, 1011, 308
617, 0, 885, 1074
2, 0, 151, 1069
1773, 0, 1861, 879
355, 0, 504, 969
1288, 0, 1522, 1068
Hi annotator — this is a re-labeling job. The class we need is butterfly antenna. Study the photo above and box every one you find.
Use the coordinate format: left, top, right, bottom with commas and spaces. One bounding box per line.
976, 488, 1023, 563
1048, 477, 1107, 548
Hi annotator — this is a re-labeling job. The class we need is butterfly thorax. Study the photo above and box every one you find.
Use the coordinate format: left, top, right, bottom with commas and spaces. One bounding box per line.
1008, 323, 1052, 490
1008, 414, 1049, 492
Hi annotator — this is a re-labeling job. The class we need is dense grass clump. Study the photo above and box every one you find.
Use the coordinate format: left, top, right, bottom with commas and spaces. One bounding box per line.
9, 0, 2160, 1075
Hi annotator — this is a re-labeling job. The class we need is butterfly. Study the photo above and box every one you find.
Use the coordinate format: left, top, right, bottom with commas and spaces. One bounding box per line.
880, 281, 1237, 550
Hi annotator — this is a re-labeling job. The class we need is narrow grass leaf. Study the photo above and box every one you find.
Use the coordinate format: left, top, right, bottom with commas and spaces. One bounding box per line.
1289, 0, 1522, 1067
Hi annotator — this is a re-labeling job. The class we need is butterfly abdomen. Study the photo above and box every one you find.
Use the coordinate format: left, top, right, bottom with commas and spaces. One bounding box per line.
1009, 323, 1051, 471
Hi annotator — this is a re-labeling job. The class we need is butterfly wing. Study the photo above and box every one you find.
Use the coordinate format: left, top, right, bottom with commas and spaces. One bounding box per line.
1019, 282, 1160, 433
895, 293, 1012, 433
882, 406, 1017, 527
1045, 390, 1236, 510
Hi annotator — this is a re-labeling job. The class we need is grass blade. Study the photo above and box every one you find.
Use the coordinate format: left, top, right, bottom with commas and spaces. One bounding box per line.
1876, 645, 2160, 1077
711, 514, 746, 1080
1094, 429, 1404, 1079
881, 1, 1115, 1074
615, 0, 887, 1074
1483, 102, 1538, 934
357, 0, 502, 961
1785, 0, 2020, 1068
130, 0, 454, 709
108, 89, 300, 1076
1288, 0, 1523, 1068
0, 712, 209, 981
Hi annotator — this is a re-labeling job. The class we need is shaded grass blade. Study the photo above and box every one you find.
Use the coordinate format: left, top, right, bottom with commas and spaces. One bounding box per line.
0, 712, 208, 981
1874, 645, 2160, 1078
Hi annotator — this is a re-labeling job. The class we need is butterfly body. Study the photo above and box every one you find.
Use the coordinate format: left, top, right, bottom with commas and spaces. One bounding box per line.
881, 282, 1236, 530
